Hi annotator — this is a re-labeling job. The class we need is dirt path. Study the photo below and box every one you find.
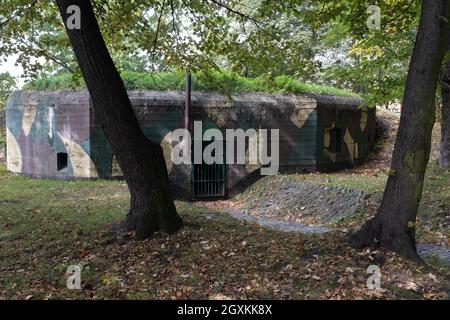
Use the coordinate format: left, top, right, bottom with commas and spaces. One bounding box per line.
221, 206, 450, 267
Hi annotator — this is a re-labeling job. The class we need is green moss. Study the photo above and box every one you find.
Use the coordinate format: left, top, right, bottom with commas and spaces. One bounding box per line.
404, 150, 426, 173
414, 181, 424, 204
23, 70, 360, 98
388, 169, 397, 177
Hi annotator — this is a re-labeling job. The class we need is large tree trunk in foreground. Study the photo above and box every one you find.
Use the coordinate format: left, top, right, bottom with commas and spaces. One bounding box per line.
440, 60, 450, 169
351, 0, 450, 262
56, 0, 182, 239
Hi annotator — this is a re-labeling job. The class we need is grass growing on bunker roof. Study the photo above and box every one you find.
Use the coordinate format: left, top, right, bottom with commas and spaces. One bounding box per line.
23, 70, 360, 98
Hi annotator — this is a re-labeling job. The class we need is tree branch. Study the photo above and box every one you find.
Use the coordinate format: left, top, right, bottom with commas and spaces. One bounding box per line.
17, 37, 75, 73
383, 0, 416, 27
0, 0, 38, 29
150, 0, 166, 64
207, 0, 261, 26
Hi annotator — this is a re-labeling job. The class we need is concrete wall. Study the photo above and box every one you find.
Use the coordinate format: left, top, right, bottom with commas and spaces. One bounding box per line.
6, 90, 375, 198
316, 95, 376, 171
6, 91, 95, 179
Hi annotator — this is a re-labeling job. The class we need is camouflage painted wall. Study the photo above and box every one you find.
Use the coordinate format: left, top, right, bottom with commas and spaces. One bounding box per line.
315, 95, 376, 171
190, 93, 319, 191
6, 91, 95, 179
6, 90, 375, 198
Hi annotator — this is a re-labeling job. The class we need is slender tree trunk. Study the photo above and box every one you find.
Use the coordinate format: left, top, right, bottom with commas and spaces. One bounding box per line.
55, 0, 182, 239
350, 0, 450, 262
440, 60, 450, 169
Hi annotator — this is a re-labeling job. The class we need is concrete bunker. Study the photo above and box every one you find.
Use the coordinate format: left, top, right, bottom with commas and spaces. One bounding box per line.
6, 90, 376, 198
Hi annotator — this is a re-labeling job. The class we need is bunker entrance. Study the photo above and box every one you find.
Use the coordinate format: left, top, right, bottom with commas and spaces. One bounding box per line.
192, 140, 226, 198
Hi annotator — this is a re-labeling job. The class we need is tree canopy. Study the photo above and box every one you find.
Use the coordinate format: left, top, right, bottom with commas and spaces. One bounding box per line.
0, 0, 421, 106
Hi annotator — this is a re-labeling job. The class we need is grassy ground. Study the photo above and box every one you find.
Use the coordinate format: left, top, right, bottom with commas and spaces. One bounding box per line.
1, 109, 449, 300
0, 164, 449, 300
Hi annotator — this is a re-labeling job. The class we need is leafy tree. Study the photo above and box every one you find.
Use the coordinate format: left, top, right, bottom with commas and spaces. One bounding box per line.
0, 72, 16, 107
293, 0, 450, 261
310, 0, 419, 106
3, 0, 450, 260
54, 0, 183, 239
349, 0, 450, 262
1, 1, 325, 81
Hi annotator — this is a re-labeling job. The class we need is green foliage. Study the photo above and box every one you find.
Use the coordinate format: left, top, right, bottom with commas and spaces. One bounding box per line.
24, 70, 359, 97
0, 72, 16, 150
0, 0, 420, 106
0, 72, 16, 106
271, 75, 358, 97
120, 71, 185, 91
23, 73, 84, 90
315, 1, 420, 106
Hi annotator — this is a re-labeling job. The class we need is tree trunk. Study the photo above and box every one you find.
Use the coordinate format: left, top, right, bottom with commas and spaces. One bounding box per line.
55, 0, 182, 239
350, 0, 450, 262
440, 60, 450, 169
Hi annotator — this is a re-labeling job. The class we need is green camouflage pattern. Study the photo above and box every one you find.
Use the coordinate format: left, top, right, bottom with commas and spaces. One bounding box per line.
6, 90, 375, 197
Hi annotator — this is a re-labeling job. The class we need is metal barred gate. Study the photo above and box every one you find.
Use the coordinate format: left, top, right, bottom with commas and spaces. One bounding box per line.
192, 141, 226, 198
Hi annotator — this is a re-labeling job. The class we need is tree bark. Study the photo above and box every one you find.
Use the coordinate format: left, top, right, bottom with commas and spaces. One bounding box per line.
350, 0, 450, 262
440, 60, 450, 169
55, 0, 182, 239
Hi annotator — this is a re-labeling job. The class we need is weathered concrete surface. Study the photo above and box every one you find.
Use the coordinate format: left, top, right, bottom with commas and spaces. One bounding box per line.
239, 180, 365, 224
6, 90, 375, 198
225, 208, 334, 234
6, 91, 94, 179
417, 244, 450, 266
